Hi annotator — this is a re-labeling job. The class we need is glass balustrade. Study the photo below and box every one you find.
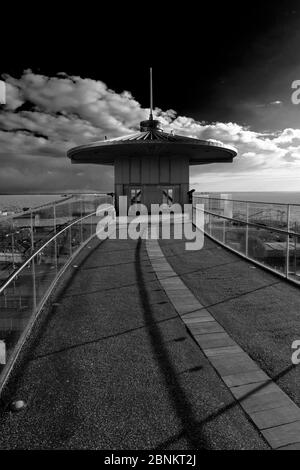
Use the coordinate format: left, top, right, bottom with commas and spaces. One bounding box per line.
193, 195, 300, 285
0, 194, 111, 278
0, 194, 114, 386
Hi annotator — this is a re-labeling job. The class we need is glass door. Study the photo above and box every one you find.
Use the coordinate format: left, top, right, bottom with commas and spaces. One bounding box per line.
130, 188, 142, 205
162, 188, 173, 206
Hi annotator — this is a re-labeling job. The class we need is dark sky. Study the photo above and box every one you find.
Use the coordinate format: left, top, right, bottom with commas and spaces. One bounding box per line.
1, 1, 300, 193
2, 1, 300, 131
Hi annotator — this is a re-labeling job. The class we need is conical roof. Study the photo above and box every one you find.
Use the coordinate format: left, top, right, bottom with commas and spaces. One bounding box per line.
68, 117, 237, 165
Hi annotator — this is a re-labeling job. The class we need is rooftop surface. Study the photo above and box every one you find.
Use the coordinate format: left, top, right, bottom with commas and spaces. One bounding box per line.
0, 230, 299, 449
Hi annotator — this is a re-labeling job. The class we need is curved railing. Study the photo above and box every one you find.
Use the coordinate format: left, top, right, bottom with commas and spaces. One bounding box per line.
0, 194, 112, 282
0, 199, 114, 391
193, 195, 300, 285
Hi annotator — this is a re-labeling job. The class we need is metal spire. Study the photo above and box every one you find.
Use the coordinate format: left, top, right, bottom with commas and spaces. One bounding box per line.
149, 67, 153, 120
139, 68, 159, 131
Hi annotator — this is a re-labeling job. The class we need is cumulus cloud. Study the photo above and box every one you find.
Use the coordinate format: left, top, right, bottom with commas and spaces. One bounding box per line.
0, 70, 300, 192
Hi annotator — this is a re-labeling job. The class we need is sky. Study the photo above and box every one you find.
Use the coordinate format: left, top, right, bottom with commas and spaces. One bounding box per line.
1, 1, 300, 193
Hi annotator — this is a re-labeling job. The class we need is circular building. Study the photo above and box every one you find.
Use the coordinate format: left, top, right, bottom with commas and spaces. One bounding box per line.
68, 76, 237, 212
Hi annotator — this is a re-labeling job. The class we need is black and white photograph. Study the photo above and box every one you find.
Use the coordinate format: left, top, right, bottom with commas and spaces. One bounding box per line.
1, 0, 300, 456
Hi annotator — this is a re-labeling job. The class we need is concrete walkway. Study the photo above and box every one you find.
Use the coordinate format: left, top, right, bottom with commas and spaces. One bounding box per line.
0, 235, 271, 449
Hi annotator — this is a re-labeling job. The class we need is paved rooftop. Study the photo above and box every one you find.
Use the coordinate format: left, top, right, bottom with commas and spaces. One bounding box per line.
0, 231, 300, 449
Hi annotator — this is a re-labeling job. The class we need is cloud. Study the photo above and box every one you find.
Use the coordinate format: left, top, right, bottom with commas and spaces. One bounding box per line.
0, 70, 300, 192
3, 81, 25, 110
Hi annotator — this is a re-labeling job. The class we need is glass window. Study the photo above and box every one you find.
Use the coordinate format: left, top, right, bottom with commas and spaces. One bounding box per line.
162, 188, 173, 206
130, 188, 141, 205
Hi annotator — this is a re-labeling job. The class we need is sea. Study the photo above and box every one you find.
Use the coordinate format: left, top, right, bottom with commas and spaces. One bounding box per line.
0, 194, 69, 214
200, 192, 300, 206
1, 192, 300, 214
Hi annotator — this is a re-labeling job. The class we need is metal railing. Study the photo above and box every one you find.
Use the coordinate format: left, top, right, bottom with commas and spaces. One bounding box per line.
0, 195, 114, 391
193, 195, 300, 285
0, 194, 111, 283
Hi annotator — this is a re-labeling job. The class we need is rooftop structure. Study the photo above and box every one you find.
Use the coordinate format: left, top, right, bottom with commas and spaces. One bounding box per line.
68, 69, 237, 211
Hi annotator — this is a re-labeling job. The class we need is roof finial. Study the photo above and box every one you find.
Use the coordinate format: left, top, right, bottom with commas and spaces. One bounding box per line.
149, 67, 153, 121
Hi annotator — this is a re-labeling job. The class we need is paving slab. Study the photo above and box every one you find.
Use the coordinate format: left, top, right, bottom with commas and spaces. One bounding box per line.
278, 442, 300, 450
262, 421, 300, 449
223, 370, 270, 387
182, 314, 215, 324
181, 309, 209, 318
251, 405, 300, 430
169, 299, 202, 315
204, 345, 244, 357
230, 381, 280, 400
160, 278, 188, 290
156, 272, 176, 280
209, 353, 260, 376
187, 322, 224, 335
195, 332, 237, 349
238, 390, 291, 414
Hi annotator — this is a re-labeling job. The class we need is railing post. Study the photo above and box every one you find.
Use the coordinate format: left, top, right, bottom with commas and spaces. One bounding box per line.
246, 202, 249, 257
294, 234, 297, 275
11, 232, 15, 271
69, 226, 72, 256
68, 200, 73, 255
80, 199, 83, 244
90, 213, 93, 237
285, 204, 290, 278
53, 204, 58, 274
192, 197, 195, 225
30, 213, 37, 312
